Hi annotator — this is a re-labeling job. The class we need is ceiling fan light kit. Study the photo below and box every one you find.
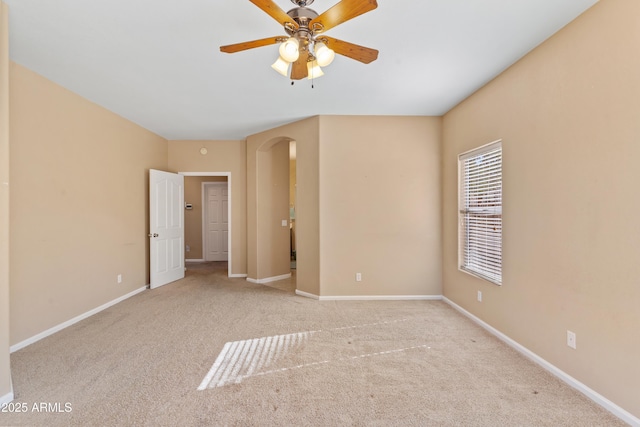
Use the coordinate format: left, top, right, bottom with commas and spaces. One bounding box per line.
220, 0, 379, 81
271, 56, 291, 76
307, 60, 324, 79
279, 37, 300, 62
314, 42, 335, 67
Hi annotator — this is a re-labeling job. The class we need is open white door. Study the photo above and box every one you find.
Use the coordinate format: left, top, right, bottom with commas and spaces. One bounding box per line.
149, 169, 184, 289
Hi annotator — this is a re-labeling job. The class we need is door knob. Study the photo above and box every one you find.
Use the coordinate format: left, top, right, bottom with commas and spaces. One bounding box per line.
148, 233, 159, 238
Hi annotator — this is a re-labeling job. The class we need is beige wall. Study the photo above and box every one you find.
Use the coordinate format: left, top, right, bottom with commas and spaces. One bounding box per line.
9, 63, 168, 345
247, 115, 442, 298
0, 1, 12, 401
184, 176, 227, 260
168, 140, 246, 275
442, 0, 639, 417
247, 117, 320, 295
319, 116, 442, 297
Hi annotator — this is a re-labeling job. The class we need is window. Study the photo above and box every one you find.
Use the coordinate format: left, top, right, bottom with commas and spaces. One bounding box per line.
458, 140, 502, 285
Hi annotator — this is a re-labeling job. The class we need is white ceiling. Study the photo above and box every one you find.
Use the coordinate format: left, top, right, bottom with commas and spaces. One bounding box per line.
4, 0, 598, 140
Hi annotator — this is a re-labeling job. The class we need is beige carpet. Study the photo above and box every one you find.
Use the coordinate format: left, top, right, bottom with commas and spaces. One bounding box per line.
0, 263, 625, 426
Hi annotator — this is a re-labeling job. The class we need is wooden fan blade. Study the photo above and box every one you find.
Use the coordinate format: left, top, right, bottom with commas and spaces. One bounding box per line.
249, 0, 299, 29
321, 36, 378, 64
290, 50, 309, 80
310, 0, 377, 33
220, 36, 284, 53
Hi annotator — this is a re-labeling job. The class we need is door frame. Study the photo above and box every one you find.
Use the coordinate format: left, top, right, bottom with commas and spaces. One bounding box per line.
202, 181, 228, 262
180, 172, 235, 277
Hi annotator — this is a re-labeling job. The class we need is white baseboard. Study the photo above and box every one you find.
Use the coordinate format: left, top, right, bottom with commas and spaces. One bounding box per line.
319, 295, 442, 301
229, 273, 247, 278
246, 273, 291, 284
442, 297, 640, 427
185, 258, 205, 262
0, 391, 14, 405
295, 290, 320, 300
10, 286, 147, 353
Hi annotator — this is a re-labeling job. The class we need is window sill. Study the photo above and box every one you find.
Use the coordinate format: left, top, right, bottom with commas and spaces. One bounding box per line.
458, 267, 502, 286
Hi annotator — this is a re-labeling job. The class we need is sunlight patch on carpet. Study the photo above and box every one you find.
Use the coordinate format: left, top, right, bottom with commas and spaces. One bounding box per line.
198, 331, 311, 390
198, 319, 426, 390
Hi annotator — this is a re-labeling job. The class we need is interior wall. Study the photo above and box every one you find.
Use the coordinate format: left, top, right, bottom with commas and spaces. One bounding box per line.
167, 140, 247, 275
9, 63, 168, 345
184, 176, 227, 260
442, 0, 639, 418
318, 116, 442, 297
256, 140, 290, 279
246, 117, 320, 295
0, 1, 13, 401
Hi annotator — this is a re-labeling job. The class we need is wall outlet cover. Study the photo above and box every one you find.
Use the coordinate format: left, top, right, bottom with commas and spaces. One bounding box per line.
567, 330, 577, 349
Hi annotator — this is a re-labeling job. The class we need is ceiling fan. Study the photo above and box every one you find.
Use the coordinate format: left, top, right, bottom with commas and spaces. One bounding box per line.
220, 0, 379, 80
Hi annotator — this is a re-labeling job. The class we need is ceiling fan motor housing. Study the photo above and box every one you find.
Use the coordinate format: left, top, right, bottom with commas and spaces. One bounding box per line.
286, 7, 320, 41
291, 0, 314, 6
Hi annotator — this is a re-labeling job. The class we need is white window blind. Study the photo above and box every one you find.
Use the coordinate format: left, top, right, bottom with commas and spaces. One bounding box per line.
459, 141, 502, 285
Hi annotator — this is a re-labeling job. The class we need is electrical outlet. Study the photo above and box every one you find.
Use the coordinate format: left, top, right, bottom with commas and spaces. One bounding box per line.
186, 245, 190, 252
477, 291, 482, 302
567, 330, 577, 349
356, 273, 362, 282
117, 274, 122, 284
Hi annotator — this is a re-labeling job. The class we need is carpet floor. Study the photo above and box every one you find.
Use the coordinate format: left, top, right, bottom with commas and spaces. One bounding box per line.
0, 262, 625, 426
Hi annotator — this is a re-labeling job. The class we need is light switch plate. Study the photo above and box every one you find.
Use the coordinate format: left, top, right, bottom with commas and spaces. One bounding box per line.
282, 220, 288, 227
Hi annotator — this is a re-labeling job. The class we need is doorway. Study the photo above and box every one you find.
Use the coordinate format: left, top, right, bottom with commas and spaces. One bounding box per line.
289, 141, 297, 270
181, 172, 233, 277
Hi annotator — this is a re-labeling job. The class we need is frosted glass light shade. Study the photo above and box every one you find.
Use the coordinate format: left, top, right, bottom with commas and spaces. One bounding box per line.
271, 56, 290, 77
279, 37, 300, 62
307, 60, 324, 79
314, 42, 335, 67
